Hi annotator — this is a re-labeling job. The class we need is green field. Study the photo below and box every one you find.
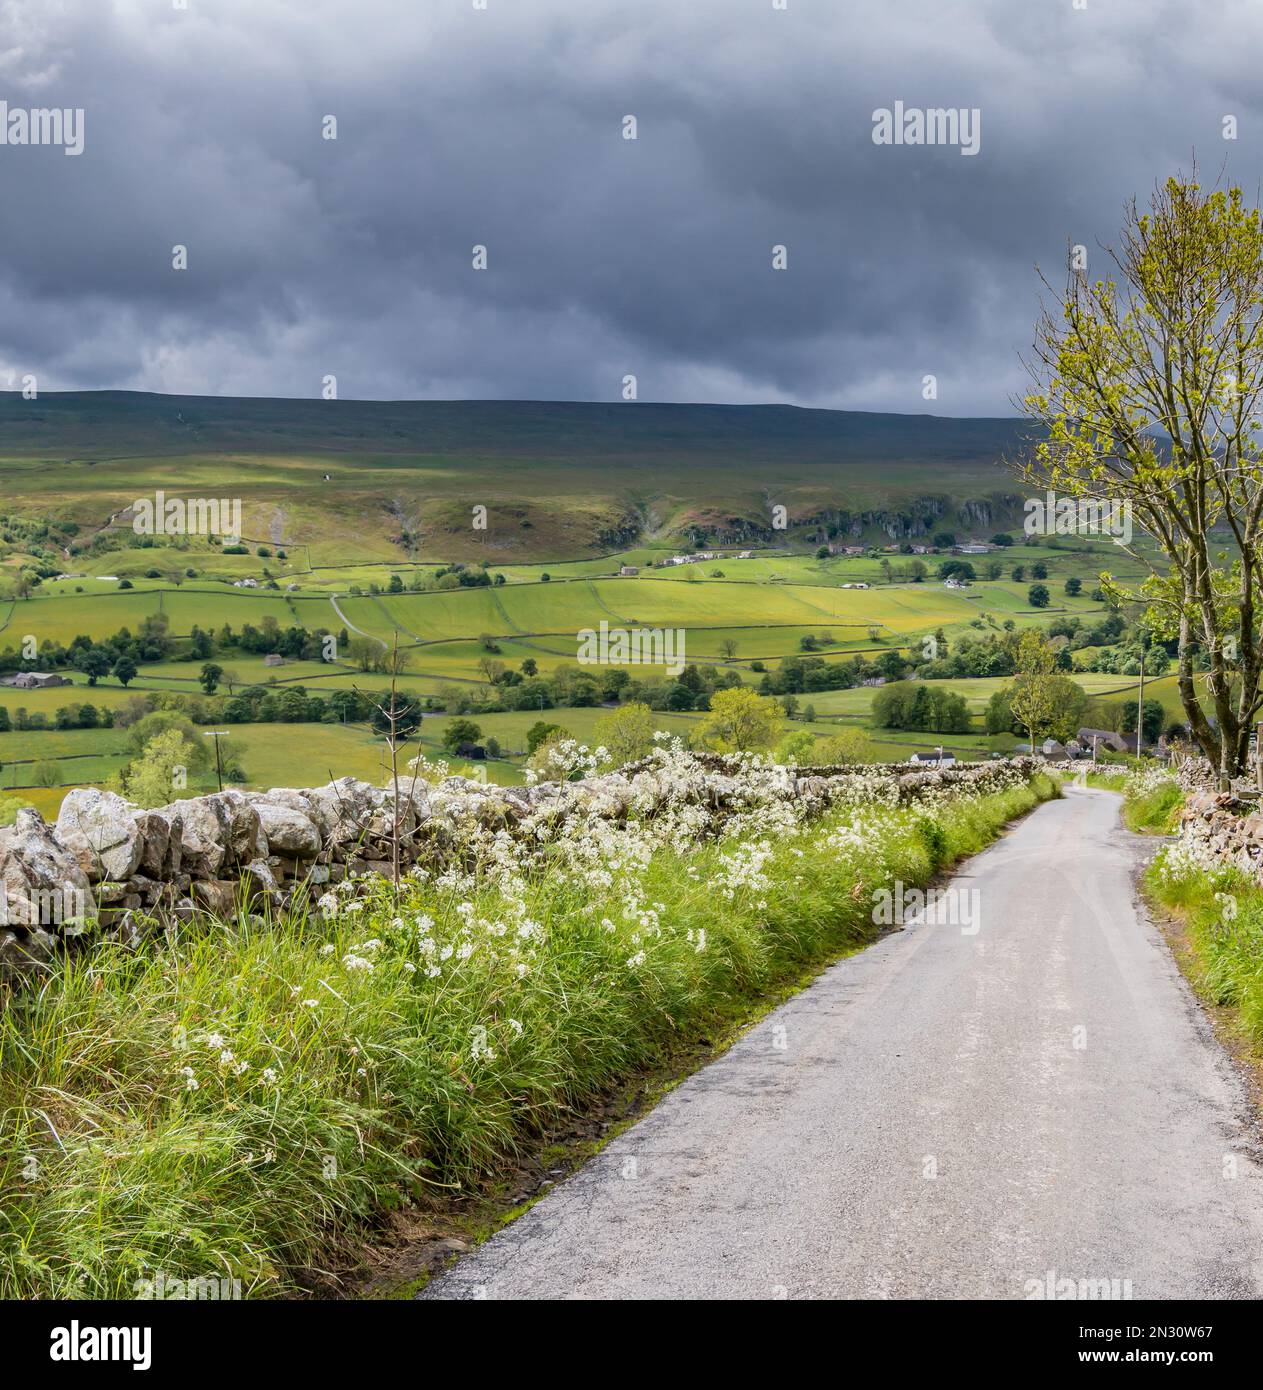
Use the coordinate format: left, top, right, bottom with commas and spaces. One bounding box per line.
0, 392, 1184, 802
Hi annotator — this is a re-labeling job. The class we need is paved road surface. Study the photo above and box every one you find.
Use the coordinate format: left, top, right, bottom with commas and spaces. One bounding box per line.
421, 788, 1263, 1300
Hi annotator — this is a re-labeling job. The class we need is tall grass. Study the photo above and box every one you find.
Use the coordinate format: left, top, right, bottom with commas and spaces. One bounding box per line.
1147, 848, 1263, 1040
0, 772, 1052, 1298
1122, 765, 1184, 834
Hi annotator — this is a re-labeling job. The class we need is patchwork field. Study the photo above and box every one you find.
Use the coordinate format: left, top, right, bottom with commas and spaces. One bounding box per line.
0, 392, 1182, 810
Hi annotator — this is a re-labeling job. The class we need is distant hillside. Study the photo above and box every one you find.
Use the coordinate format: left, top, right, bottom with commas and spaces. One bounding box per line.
0, 392, 1039, 561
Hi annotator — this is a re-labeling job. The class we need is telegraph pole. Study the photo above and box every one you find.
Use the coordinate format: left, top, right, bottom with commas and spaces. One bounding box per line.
203, 731, 228, 792
1133, 647, 1144, 761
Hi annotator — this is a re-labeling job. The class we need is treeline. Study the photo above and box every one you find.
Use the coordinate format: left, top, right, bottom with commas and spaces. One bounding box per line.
756, 651, 905, 695
0, 613, 179, 687
0, 615, 346, 687
438, 659, 746, 716
871, 683, 971, 734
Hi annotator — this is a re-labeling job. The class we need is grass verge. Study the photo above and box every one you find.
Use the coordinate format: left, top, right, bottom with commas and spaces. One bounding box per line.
1145, 850, 1263, 1048
0, 770, 1055, 1299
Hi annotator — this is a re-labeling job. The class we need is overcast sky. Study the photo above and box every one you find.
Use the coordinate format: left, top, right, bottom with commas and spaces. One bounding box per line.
1, 0, 1261, 415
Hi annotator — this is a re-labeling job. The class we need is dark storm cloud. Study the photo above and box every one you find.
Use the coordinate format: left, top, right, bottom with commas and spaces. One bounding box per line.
1, 0, 1262, 414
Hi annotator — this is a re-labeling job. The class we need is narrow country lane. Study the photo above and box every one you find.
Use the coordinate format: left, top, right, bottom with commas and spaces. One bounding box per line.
421, 788, 1263, 1300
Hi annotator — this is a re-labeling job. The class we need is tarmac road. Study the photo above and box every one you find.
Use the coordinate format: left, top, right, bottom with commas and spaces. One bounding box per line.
421, 787, 1263, 1300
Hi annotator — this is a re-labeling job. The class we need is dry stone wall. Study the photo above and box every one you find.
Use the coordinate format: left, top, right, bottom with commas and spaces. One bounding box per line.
1175, 789, 1263, 882
0, 755, 1041, 979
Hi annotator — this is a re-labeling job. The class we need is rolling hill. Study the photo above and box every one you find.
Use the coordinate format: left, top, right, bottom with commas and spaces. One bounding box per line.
0, 392, 1039, 564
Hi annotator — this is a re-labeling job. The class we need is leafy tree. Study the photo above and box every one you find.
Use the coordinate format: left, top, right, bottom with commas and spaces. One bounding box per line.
813, 727, 869, 764
442, 717, 483, 752
279, 688, 310, 722
774, 729, 817, 765
1064, 577, 1083, 597
690, 687, 782, 753
526, 720, 563, 753
984, 687, 1015, 735
1120, 697, 1165, 744
346, 637, 378, 673
938, 560, 976, 581
32, 759, 60, 788
872, 682, 971, 733
1023, 176, 1263, 782
199, 662, 224, 694
592, 702, 655, 768
1028, 583, 1050, 608
119, 729, 195, 808
112, 655, 138, 687
329, 689, 366, 724
76, 647, 112, 686
125, 712, 211, 770
1005, 632, 1087, 747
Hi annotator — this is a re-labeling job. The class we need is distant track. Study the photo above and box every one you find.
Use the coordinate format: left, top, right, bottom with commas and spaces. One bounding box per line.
329, 594, 386, 649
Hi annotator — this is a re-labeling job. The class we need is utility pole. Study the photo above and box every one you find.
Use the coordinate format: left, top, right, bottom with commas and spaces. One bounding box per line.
1136, 647, 1145, 759
203, 731, 227, 792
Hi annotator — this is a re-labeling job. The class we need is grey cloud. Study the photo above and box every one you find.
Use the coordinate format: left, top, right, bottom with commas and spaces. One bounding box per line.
1, 0, 1261, 413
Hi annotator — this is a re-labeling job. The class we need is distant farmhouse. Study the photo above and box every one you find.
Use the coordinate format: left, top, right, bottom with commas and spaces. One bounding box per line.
1, 672, 71, 689
1077, 727, 1128, 754
660, 552, 720, 567
910, 750, 956, 767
